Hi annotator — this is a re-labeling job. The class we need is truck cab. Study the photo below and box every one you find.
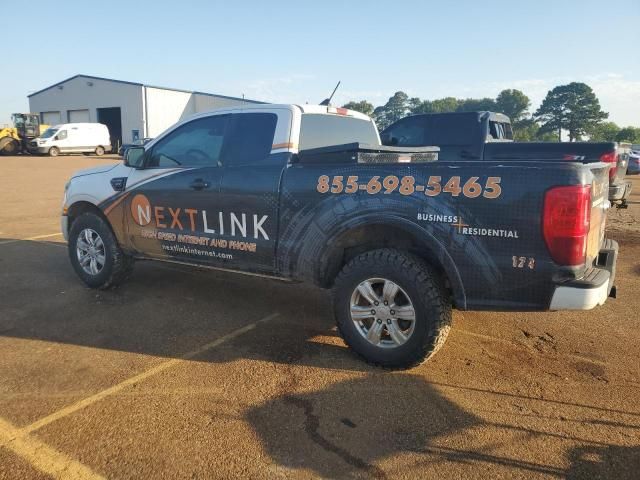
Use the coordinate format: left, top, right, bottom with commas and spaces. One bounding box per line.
381, 111, 632, 205
63, 105, 380, 275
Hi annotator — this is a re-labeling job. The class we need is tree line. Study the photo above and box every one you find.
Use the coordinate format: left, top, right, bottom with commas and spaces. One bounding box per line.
343, 83, 640, 143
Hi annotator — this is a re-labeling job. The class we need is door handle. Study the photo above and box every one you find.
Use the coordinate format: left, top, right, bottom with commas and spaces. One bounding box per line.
189, 179, 210, 190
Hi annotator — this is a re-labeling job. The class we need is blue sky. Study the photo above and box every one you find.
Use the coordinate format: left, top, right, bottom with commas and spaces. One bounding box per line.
3, 0, 639, 126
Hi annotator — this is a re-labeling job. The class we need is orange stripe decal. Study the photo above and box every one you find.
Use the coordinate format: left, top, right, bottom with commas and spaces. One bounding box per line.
272, 142, 297, 150
103, 192, 130, 216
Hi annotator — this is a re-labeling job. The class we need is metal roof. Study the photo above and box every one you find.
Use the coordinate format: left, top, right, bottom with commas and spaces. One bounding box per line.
27, 74, 264, 104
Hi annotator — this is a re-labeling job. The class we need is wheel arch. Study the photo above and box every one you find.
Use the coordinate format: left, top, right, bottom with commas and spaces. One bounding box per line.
316, 217, 466, 309
66, 201, 113, 236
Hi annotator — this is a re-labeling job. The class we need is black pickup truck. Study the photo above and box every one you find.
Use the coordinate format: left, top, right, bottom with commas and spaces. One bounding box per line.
61, 104, 618, 368
381, 111, 632, 206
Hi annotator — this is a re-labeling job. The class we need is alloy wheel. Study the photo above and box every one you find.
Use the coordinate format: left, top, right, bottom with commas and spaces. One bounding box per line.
76, 228, 106, 275
349, 277, 416, 348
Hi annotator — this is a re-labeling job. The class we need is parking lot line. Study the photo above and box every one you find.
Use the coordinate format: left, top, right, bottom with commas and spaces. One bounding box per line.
20, 312, 279, 436
0, 232, 63, 246
0, 417, 104, 480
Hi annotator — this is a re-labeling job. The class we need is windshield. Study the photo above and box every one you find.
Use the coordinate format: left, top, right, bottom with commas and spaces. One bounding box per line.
40, 127, 59, 139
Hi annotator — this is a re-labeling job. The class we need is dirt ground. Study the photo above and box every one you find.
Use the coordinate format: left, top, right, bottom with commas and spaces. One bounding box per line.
0, 154, 638, 479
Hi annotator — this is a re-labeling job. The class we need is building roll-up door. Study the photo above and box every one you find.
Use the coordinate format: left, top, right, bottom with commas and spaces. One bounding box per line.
68, 109, 90, 123
41, 111, 61, 126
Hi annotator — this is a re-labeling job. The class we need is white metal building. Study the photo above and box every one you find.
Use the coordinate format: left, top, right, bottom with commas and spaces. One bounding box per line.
28, 74, 264, 148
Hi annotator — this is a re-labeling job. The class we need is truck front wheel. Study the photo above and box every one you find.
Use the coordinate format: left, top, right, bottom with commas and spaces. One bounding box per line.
333, 249, 451, 368
68, 213, 134, 289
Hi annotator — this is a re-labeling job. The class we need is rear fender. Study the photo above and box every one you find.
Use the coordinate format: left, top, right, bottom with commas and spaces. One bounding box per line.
303, 213, 466, 309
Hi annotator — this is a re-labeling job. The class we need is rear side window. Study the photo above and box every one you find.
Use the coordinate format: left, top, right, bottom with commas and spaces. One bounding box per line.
488, 121, 513, 140
224, 113, 277, 166
502, 122, 513, 140
299, 115, 379, 151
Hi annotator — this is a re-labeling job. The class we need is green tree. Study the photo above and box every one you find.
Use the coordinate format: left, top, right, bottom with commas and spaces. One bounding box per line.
342, 100, 374, 117
373, 91, 411, 130
408, 97, 423, 114
508, 118, 555, 142
534, 82, 608, 142
432, 97, 460, 113
536, 130, 560, 142
511, 118, 538, 141
615, 126, 640, 143
411, 96, 496, 115
495, 89, 530, 123
587, 121, 620, 141
456, 97, 497, 113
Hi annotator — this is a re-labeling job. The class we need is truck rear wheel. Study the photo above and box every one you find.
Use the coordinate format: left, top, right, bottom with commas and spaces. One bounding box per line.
95, 146, 105, 156
333, 249, 451, 369
68, 212, 134, 289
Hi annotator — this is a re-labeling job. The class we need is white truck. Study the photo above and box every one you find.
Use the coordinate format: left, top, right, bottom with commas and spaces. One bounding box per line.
31, 123, 111, 156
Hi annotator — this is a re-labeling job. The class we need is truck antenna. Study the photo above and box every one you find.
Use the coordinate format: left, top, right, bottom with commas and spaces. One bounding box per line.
320, 81, 341, 106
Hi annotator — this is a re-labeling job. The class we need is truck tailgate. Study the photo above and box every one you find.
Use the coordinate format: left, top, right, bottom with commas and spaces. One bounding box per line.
586, 165, 609, 264
613, 144, 631, 183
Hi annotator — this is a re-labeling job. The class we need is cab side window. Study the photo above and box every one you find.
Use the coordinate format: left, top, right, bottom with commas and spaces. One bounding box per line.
56, 130, 68, 140
223, 113, 277, 166
147, 115, 229, 168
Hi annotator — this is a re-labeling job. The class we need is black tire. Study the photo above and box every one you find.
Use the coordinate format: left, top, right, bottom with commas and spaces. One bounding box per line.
48, 147, 60, 157
95, 146, 105, 156
333, 249, 452, 369
0, 137, 20, 155
68, 212, 134, 289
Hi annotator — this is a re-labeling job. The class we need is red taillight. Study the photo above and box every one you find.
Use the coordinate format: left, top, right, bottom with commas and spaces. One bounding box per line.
543, 185, 591, 266
600, 151, 617, 180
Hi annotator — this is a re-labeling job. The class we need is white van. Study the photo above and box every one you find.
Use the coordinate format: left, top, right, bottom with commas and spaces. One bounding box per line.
30, 123, 112, 157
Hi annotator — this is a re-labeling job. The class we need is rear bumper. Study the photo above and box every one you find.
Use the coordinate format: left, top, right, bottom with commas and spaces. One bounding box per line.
549, 239, 618, 310
609, 180, 632, 202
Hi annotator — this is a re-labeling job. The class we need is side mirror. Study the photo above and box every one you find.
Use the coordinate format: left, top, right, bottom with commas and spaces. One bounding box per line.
125, 146, 146, 168
53, 135, 59, 141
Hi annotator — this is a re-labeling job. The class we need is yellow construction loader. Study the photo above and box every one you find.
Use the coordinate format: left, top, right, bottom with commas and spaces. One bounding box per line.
0, 114, 48, 155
